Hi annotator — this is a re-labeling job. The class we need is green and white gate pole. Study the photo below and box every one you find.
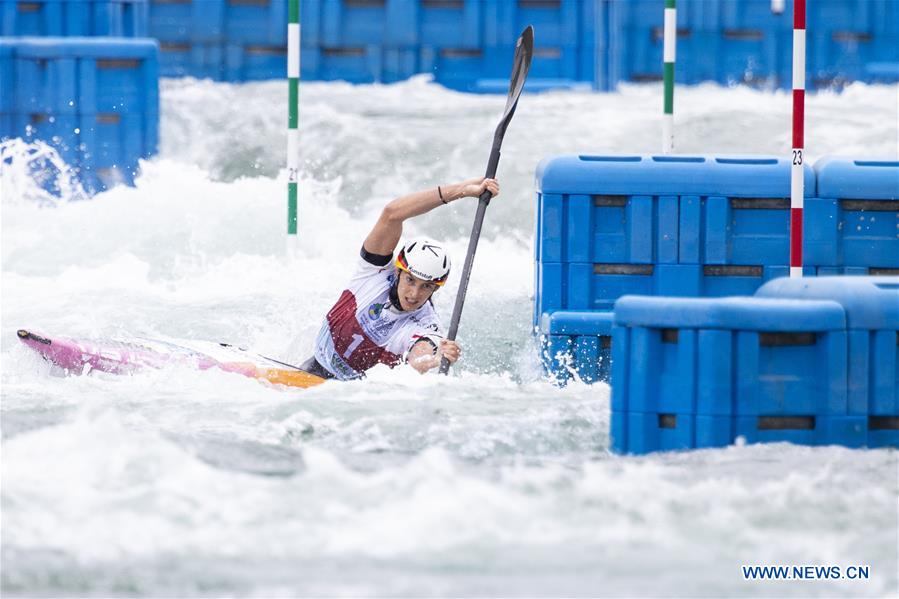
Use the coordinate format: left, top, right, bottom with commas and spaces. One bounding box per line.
662, 0, 676, 154
287, 0, 300, 242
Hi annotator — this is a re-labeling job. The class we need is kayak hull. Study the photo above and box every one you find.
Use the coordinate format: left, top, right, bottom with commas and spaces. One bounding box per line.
17, 329, 326, 389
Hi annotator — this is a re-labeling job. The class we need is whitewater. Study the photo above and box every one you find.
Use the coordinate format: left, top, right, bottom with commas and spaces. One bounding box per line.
1, 76, 897, 597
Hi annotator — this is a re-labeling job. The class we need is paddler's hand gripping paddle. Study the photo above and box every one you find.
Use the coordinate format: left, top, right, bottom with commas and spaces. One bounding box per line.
439, 26, 534, 375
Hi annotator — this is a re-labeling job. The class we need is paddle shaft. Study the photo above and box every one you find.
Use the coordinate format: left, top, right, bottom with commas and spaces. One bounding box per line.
438, 25, 532, 375
438, 140, 501, 374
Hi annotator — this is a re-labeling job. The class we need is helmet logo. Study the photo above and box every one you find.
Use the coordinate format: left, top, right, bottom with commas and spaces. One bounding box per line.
421, 243, 441, 256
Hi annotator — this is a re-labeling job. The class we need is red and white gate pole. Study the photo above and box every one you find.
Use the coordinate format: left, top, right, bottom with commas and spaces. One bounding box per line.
790, 0, 806, 278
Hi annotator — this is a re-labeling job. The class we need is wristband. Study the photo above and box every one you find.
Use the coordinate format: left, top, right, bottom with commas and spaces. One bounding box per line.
438, 186, 447, 204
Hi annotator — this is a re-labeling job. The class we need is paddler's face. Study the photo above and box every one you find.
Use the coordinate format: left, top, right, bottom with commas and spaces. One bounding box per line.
397, 271, 438, 311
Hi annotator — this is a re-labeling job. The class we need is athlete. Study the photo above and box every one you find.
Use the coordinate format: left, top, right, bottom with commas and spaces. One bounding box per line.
300, 177, 501, 380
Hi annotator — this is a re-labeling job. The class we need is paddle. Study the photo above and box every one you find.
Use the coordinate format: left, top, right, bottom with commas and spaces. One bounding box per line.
439, 25, 534, 375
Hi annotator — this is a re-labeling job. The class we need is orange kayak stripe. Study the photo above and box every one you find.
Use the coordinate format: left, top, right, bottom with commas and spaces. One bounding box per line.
256, 367, 327, 389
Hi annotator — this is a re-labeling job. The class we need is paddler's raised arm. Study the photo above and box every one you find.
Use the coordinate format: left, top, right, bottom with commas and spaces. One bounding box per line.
362, 177, 500, 256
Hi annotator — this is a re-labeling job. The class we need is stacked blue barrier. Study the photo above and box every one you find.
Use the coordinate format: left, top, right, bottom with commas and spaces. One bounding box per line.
0, 0, 149, 37
756, 277, 899, 449
534, 153, 815, 382
805, 157, 899, 275
611, 277, 898, 454
425, 0, 600, 93
148, 0, 287, 80
133, 0, 897, 88
611, 0, 898, 89
611, 0, 792, 87
611, 295, 853, 453
302, 0, 601, 90
806, 0, 899, 87
146, 0, 605, 90
301, 0, 392, 83
0, 37, 159, 193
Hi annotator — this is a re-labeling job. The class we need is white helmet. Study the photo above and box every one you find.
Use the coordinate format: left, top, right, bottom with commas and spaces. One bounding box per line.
394, 237, 451, 286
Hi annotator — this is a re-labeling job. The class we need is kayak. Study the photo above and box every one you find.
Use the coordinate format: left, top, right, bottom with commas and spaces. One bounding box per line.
16, 329, 326, 389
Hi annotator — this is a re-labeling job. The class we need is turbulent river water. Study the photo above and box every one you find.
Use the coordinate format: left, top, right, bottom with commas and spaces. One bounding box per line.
2, 76, 897, 597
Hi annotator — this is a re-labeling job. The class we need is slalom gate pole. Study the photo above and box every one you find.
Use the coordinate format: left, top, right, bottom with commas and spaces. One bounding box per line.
790, 0, 806, 278
662, 0, 676, 154
287, 0, 300, 238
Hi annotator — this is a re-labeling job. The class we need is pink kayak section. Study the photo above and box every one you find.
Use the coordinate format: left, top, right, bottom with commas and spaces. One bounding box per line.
17, 329, 264, 378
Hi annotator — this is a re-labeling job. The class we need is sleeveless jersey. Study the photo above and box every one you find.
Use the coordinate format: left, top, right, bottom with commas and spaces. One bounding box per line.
313, 256, 444, 380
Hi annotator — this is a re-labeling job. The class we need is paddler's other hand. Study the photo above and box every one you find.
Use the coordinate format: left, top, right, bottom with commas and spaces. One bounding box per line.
438, 339, 461, 365
459, 177, 500, 200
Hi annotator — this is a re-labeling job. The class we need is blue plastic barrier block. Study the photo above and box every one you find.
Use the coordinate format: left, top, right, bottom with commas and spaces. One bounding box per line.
573, 334, 599, 383
0, 39, 17, 117
537, 310, 604, 334
566, 262, 591, 309
490, 0, 581, 48
695, 415, 733, 449
741, 329, 848, 416
539, 154, 770, 200
610, 323, 629, 410
655, 264, 701, 297
1, 0, 149, 37
756, 276, 899, 424
711, 0, 794, 32
614, 295, 846, 333
537, 192, 564, 262
303, 44, 383, 83
815, 267, 892, 276
621, 412, 695, 454
224, 0, 286, 46
734, 415, 867, 448
223, 43, 285, 81
806, 0, 896, 87
608, 0, 770, 86
626, 326, 659, 412
590, 266, 653, 310
555, 263, 789, 314
565, 193, 592, 263
868, 414, 899, 449
389, 0, 482, 48
536, 155, 814, 268
811, 157, 899, 269
542, 333, 572, 384
157, 41, 223, 79
148, 0, 224, 43
540, 311, 614, 383
703, 195, 793, 265
0, 113, 12, 141
429, 0, 600, 92
12, 112, 80, 164
11, 37, 159, 115
697, 329, 733, 415
534, 262, 564, 321
614, 295, 848, 422
610, 411, 627, 453
382, 46, 417, 83
2, 38, 158, 193
608, 0, 895, 89
658, 195, 678, 263
318, 0, 390, 47
700, 264, 789, 297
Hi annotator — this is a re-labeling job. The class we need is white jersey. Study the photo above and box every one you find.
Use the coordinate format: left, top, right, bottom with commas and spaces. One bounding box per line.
313, 256, 444, 380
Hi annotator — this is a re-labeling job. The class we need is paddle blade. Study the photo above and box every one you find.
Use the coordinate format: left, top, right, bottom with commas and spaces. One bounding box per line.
504, 26, 534, 113
497, 25, 534, 140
